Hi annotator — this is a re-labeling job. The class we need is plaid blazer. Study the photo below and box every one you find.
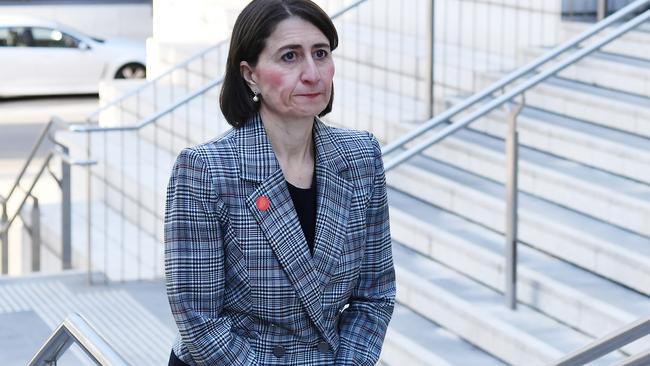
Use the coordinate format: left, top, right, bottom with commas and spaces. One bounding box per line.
164, 115, 395, 365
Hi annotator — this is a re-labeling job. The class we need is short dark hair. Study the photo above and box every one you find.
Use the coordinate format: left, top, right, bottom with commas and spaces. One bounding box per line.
220, 0, 339, 128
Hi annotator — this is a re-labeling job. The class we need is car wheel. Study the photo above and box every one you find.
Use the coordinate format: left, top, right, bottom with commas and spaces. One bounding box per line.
115, 63, 146, 79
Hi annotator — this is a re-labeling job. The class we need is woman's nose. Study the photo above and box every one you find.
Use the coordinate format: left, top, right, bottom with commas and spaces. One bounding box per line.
300, 58, 321, 83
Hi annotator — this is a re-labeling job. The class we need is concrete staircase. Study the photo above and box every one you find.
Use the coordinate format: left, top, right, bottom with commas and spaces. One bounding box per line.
378, 22, 650, 365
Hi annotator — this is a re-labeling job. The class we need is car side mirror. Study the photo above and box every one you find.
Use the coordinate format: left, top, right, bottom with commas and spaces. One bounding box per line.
78, 41, 91, 51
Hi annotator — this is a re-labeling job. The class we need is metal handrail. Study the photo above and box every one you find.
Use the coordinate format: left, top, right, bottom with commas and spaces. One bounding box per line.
551, 314, 650, 366
384, 5, 650, 171
1, 119, 63, 274
85, 38, 230, 122
0, 117, 96, 274
1, 119, 62, 205
382, 0, 650, 158
0, 153, 54, 235
29, 313, 128, 366
380, 0, 650, 312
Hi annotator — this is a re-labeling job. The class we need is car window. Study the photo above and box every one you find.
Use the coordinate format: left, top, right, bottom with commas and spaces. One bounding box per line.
0, 28, 7, 46
0, 27, 30, 47
30, 27, 80, 48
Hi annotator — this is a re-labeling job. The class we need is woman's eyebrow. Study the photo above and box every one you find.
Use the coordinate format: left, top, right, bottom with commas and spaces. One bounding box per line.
276, 43, 331, 53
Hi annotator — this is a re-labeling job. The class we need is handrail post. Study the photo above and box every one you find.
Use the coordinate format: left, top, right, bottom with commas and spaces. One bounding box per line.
598, 0, 609, 20
427, 0, 435, 119
505, 95, 524, 310
61, 145, 72, 270
1, 202, 8, 275
31, 196, 41, 272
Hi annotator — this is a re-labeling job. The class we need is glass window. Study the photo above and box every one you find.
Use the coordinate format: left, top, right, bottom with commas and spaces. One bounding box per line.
0, 28, 8, 47
0, 27, 30, 47
30, 27, 80, 48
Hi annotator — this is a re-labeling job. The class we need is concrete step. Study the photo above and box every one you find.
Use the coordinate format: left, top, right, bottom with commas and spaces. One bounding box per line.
381, 303, 508, 366
530, 76, 650, 138
0, 271, 174, 366
421, 124, 650, 237
388, 187, 650, 355
478, 72, 650, 140
466, 102, 650, 185
392, 243, 622, 366
385, 153, 650, 295
523, 47, 650, 97
560, 21, 650, 61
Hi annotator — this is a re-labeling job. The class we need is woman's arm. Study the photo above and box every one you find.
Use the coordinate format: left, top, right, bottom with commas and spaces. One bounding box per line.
335, 134, 396, 365
165, 148, 258, 366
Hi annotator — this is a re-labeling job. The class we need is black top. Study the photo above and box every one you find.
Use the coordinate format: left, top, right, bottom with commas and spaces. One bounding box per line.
286, 173, 317, 256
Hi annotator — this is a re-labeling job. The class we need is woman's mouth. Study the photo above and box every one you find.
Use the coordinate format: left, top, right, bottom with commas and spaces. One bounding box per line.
296, 92, 321, 98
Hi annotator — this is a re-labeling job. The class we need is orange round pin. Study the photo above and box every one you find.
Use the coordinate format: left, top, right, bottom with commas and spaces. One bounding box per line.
255, 195, 270, 211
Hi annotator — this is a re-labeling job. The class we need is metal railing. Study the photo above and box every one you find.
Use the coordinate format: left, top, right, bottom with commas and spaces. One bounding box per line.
551, 314, 650, 366
0, 119, 95, 275
382, 0, 650, 310
29, 313, 128, 366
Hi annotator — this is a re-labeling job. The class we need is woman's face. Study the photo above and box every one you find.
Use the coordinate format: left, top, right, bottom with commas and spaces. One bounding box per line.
241, 16, 335, 122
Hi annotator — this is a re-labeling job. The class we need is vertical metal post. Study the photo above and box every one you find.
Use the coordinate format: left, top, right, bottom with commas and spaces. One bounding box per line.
1, 202, 8, 274
427, 0, 435, 118
31, 196, 41, 272
598, 0, 608, 20
505, 95, 524, 310
86, 133, 93, 285
61, 145, 72, 270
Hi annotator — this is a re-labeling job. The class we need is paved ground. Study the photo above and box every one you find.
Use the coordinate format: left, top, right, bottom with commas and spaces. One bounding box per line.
0, 271, 174, 365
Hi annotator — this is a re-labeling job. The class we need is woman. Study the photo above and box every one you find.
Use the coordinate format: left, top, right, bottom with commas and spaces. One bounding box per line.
164, 1, 395, 365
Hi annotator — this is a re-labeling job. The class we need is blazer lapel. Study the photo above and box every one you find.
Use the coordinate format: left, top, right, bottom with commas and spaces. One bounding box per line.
238, 115, 347, 347
311, 119, 353, 294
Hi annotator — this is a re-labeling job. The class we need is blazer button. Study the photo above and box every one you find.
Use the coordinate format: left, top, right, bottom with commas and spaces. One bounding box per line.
317, 341, 329, 353
273, 345, 285, 358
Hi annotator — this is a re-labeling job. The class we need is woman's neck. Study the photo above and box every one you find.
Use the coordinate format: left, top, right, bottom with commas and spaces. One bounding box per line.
260, 108, 314, 164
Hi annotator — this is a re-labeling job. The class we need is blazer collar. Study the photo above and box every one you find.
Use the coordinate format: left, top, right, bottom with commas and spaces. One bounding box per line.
237, 113, 349, 183
237, 114, 352, 350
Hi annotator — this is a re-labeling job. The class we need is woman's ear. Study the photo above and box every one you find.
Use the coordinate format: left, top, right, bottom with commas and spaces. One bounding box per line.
240, 61, 257, 91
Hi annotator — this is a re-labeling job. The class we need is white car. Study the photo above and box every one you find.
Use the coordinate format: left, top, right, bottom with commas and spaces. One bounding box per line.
0, 15, 147, 97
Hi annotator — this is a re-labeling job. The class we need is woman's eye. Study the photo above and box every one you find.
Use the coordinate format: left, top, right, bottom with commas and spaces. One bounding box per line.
314, 49, 329, 59
281, 51, 296, 62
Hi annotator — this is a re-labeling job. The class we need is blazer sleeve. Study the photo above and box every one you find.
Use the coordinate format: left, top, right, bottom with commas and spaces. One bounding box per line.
335, 134, 396, 365
164, 148, 258, 366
